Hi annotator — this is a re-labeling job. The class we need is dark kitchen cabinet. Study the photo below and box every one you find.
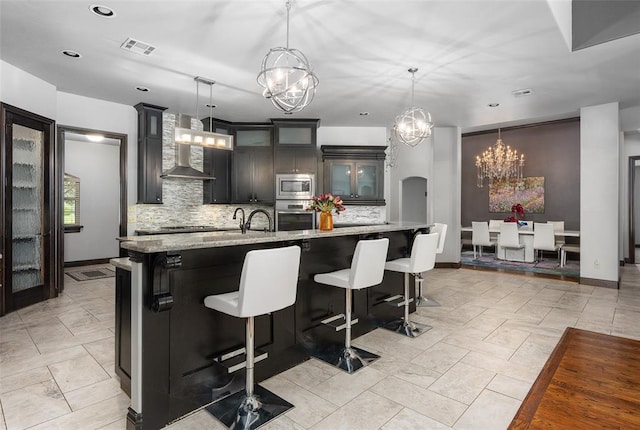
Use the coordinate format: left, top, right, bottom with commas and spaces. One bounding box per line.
233, 147, 274, 203
202, 117, 233, 204
135, 103, 167, 204
203, 148, 231, 203
274, 147, 317, 174
273, 119, 319, 148
114, 266, 132, 395
273, 119, 319, 174
321, 145, 386, 205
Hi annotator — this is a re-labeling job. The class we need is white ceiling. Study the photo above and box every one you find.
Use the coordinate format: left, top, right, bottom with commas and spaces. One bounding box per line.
1, 0, 639, 132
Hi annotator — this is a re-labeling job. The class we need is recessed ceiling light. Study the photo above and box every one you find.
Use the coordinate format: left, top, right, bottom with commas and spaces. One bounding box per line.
359, 112, 369, 116
90, 5, 116, 18
135, 86, 150, 92
86, 134, 105, 142
62, 50, 82, 58
205, 104, 216, 108
488, 103, 500, 107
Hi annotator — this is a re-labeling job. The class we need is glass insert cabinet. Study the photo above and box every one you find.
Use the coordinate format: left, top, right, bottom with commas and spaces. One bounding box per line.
321, 145, 386, 205
1, 103, 57, 314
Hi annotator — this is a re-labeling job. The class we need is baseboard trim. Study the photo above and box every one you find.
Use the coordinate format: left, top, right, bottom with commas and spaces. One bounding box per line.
64, 258, 113, 268
435, 262, 461, 269
579, 277, 619, 289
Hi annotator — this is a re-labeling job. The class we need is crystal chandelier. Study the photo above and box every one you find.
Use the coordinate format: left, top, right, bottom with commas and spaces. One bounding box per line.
394, 68, 433, 147
257, 1, 319, 113
475, 128, 524, 187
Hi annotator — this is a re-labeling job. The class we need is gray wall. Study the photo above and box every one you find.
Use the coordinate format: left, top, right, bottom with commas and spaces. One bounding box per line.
462, 119, 580, 230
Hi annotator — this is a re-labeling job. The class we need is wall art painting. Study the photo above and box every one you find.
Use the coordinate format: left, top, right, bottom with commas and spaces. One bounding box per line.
489, 176, 544, 213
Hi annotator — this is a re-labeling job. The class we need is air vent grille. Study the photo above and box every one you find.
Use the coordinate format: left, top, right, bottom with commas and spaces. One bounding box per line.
512, 88, 534, 97
120, 37, 156, 56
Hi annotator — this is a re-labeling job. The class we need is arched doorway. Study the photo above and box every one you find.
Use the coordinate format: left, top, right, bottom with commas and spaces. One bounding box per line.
401, 176, 427, 223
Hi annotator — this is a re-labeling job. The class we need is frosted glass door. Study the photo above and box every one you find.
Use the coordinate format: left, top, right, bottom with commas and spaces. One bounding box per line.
12, 124, 43, 292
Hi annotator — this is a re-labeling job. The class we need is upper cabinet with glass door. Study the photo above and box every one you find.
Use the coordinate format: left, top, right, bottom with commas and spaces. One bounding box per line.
321, 145, 386, 205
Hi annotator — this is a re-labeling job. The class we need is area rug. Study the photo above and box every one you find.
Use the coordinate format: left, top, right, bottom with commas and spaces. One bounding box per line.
460, 251, 579, 278
509, 328, 640, 429
65, 268, 115, 281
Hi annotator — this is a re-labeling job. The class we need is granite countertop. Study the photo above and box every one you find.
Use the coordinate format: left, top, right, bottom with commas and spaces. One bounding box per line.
119, 222, 429, 254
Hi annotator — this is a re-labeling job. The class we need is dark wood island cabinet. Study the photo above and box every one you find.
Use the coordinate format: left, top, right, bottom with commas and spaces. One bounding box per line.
118, 223, 428, 429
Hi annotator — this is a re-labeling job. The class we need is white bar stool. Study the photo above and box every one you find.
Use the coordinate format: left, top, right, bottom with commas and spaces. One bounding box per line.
313, 238, 389, 374
204, 245, 301, 430
415, 223, 447, 307
383, 232, 439, 337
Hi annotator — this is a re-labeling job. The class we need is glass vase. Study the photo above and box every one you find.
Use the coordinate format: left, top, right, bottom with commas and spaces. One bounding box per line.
319, 211, 333, 231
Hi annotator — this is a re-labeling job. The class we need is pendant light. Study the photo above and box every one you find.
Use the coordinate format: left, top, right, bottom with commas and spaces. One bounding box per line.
257, 1, 319, 113
394, 68, 433, 147
173, 77, 234, 150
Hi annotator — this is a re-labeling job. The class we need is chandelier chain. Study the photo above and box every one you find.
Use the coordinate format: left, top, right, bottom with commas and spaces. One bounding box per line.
285, 1, 291, 49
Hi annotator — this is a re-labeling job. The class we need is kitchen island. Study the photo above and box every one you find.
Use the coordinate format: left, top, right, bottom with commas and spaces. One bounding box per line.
118, 222, 428, 429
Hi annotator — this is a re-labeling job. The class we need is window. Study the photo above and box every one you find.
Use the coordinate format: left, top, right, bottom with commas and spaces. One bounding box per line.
64, 173, 82, 232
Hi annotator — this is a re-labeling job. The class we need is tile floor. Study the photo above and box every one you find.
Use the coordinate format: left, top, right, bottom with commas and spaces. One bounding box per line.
1, 264, 639, 430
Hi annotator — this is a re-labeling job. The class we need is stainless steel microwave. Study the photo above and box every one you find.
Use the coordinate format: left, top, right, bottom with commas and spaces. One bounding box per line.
275, 174, 315, 200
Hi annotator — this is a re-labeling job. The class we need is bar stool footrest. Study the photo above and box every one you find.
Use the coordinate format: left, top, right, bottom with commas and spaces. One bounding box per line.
384, 295, 412, 307
205, 384, 293, 429
215, 348, 268, 374
321, 314, 358, 332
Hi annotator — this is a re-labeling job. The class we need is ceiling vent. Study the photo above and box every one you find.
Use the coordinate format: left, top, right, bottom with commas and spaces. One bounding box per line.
512, 88, 534, 97
120, 37, 156, 56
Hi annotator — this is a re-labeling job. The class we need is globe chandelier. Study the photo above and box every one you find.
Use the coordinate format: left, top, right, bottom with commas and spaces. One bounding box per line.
257, 1, 319, 114
475, 128, 525, 188
394, 68, 433, 147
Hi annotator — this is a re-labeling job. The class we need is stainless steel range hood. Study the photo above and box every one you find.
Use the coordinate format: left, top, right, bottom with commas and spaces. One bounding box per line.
161, 114, 215, 180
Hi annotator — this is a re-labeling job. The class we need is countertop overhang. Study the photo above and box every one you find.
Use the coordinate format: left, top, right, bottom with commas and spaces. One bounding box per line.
119, 222, 429, 253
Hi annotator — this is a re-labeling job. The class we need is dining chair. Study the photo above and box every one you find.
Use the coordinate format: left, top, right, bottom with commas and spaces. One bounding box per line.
533, 223, 560, 263
498, 222, 525, 260
488, 219, 502, 241
472, 221, 496, 259
547, 221, 566, 248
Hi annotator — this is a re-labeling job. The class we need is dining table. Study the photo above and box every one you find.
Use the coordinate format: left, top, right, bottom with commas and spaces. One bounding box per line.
460, 225, 580, 263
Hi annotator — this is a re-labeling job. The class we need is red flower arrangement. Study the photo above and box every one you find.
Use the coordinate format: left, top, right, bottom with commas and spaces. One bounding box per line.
308, 193, 346, 214
504, 203, 524, 223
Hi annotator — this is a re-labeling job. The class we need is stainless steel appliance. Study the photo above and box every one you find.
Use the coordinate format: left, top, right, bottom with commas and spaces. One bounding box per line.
275, 174, 315, 200
275, 200, 315, 231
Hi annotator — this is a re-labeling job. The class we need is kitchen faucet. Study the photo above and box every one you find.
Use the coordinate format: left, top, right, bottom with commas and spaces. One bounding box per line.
232, 208, 246, 234
245, 209, 273, 233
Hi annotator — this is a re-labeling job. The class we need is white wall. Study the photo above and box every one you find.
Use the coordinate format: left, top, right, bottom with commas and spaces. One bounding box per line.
0, 60, 57, 120
56, 92, 138, 235
580, 102, 619, 283
389, 135, 434, 222
64, 139, 120, 262
432, 127, 462, 263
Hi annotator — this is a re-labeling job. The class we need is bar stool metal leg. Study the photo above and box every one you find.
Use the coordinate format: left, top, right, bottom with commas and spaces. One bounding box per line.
205, 316, 293, 429
383, 273, 431, 337
313, 289, 380, 374
414, 273, 440, 307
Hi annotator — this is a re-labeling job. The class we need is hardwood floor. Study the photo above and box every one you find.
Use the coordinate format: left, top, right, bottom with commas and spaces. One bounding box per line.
509, 327, 640, 429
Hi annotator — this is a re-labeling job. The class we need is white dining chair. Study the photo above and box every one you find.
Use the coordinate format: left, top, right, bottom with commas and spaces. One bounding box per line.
488, 219, 503, 241
547, 221, 566, 248
472, 221, 496, 259
561, 244, 580, 267
498, 222, 525, 260
533, 223, 560, 263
